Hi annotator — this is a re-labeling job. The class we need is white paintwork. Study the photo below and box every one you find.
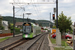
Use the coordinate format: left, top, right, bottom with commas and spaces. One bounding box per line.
31, 23, 41, 37
2, 21, 8, 30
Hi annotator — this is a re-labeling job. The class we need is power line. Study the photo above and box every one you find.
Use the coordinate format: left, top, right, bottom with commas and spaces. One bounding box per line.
13, 0, 15, 2
32, 5, 42, 19
33, 4, 49, 20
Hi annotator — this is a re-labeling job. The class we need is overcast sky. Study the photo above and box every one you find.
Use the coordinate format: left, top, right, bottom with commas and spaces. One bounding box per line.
0, 0, 75, 24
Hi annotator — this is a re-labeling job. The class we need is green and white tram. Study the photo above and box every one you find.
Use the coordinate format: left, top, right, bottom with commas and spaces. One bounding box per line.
22, 23, 41, 38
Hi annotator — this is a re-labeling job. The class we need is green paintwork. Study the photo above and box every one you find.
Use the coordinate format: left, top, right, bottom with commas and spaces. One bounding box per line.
22, 23, 41, 38
22, 33, 34, 38
29, 33, 33, 38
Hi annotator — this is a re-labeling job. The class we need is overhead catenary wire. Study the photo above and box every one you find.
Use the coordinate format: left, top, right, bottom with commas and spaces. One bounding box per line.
14, 4, 29, 16
12, 0, 55, 19
13, 0, 15, 3
32, 5, 40, 17
33, 4, 48, 20
16, 4, 33, 18
32, 4, 45, 20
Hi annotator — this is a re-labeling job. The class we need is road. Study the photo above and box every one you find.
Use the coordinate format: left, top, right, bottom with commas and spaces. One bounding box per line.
69, 34, 75, 39
69, 34, 75, 49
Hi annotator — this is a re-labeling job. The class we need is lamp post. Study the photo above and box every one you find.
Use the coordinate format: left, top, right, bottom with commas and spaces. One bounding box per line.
13, 6, 15, 37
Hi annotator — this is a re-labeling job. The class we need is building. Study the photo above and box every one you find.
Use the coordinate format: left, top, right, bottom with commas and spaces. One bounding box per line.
2, 21, 8, 30
0, 20, 10, 34
15, 22, 24, 28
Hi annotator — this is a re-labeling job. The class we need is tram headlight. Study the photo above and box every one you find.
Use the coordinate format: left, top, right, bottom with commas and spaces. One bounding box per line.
25, 35, 28, 38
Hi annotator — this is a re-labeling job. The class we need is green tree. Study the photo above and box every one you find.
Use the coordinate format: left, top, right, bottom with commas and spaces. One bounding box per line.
0, 16, 3, 27
55, 11, 72, 35
0, 15, 4, 30
39, 23, 42, 26
52, 26, 56, 29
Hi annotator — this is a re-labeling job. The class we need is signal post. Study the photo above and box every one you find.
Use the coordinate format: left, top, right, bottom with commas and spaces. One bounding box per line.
73, 22, 75, 50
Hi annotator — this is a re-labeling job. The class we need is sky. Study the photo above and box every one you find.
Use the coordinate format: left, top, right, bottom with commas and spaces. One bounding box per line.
0, 0, 75, 24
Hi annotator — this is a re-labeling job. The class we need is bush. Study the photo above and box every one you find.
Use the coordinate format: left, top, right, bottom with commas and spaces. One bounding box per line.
66, 29, 69, 33
15, 27, 20, 34
10, 26, 20, 35
10, 26, 13, 33
0, 26, 4, 30
52, 26, 56, 28
44, 29, 48, 30
66, 29, 73, 34
70, 30, 73, 34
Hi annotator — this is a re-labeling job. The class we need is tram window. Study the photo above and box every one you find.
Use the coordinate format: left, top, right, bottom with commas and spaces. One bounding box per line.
31, 26, 33, 32
23, 26, 25, 33
26, 26, 31, 33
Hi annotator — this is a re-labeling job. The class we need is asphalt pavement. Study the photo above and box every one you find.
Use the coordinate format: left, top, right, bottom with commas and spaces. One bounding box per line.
69, 34, 75, 39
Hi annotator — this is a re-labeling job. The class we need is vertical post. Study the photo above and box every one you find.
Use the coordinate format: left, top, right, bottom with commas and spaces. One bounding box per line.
50, 13, 51, 28
56, 0, 61, 46
73, 22, 75, 50
23, 7, 25, 23
23, 13, 24, 23
56, 0, 58, 28
13, 6, 15, 37
50, 13, 51, 21
27, 18, 28, 23
0, 15, 2, 29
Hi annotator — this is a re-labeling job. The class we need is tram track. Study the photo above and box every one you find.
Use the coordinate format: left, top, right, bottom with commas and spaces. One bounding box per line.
0, 38, 29, 50
27, 33, 48, 50
0, 33, 49, 50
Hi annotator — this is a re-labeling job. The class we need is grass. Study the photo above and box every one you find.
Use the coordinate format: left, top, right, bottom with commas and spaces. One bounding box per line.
49, 36, 56, 44
54, 47, 73, 50
49, 35, 69, 46
61, 39, 68, 46
0, 37, 11, 42
49, 34, 73, 50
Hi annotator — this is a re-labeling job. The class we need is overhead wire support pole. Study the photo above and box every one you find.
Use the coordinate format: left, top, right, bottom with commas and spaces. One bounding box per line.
56, 0, 58, 28
13, 6, 15, 37
23, 7, 25, 23
23, 13, 24, 22
73, 22, 75, 50
50, 13, 51, 28
73, 31, 74, 50
50, 13, 51, 22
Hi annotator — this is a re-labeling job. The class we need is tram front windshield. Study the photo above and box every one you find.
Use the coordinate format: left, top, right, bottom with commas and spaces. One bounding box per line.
23, 26, 31, 34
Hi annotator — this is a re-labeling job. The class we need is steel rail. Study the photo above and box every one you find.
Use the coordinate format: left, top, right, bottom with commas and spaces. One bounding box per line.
0, 38, 29, 50
27, 33, 46, 50
36, 35, 45, 50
